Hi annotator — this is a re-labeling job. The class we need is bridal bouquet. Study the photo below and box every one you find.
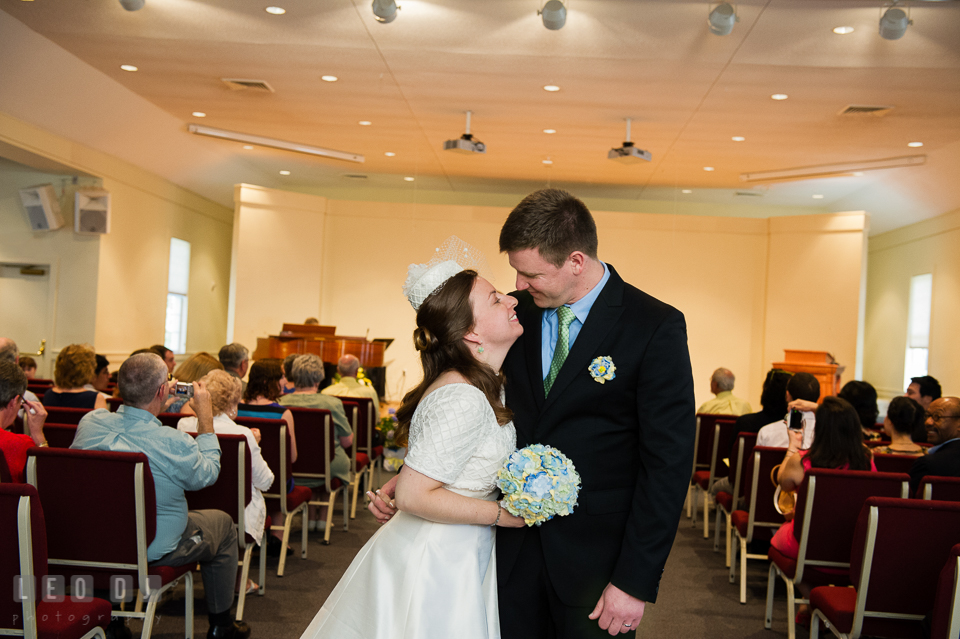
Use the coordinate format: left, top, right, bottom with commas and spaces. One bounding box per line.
497, 444, 581, 527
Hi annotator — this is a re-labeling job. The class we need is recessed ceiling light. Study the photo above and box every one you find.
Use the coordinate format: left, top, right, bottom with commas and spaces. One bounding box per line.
358, 121, 372, 126
384, 152, 396, 157
682, 189, 692, 194
543, 85, 560, 92
192, 112, 206, 118
833, 26, 854, 35
771, 94, 789, 101
907, 141, 924, 148
403, 176, 415, 182
265, 6, 286, 15
120, 64, 138, 72
812, 194, 824, 199
731, 136, 745, 142
543, 129, 557, 134
542, 159, 553, 165
321, 75, 338, 82
279, 170, 291, 175
242, 145, 254, 150
703, 166, 715, 171
852, 172, 864, 177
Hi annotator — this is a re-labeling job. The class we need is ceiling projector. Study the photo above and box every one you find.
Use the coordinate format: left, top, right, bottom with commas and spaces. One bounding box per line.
443, 110, 486, 154
608, 118, 652, 163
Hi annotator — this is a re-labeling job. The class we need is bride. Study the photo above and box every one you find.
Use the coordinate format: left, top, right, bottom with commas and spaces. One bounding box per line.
299, 251, 526, 639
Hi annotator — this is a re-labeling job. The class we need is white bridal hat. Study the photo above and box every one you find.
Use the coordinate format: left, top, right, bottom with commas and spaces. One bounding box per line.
402, 236, 492, 311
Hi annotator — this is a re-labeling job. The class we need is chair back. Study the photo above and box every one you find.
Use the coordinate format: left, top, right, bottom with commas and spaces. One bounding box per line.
792, 468, 909, 583
931, 543, 960, 639
107, 396, 123, 412
157, 412, 188, 427
185, 433, 251, 542
873, 452, 919, 474
286, 407, 336, 482
0, 483, 46, 634
347, 396, 376, 455
44, 406, 93, 424
691, 414, 732, 477
237, 416, 292, 511
919, 475, 960, 501
729, 432, 758, 502
848, 497, 960, 638
741, 446, 786, 541
43, 423, 78, 448
25, 447, 157, 591
0, 452, 11, 483
340, 400, 360, 471
704, 417, 738, 488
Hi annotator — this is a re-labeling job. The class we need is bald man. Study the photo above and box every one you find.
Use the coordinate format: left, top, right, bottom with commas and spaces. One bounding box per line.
697, 367, 752, 416
909, 396, 960, 495
321, 354, 380, 416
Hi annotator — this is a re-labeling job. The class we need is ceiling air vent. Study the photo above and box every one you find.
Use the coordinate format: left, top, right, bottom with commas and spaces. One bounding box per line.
342, 174, 368, 180
221, 78, 275, 93
735, 190, 764, 197
838, 104, 894, 117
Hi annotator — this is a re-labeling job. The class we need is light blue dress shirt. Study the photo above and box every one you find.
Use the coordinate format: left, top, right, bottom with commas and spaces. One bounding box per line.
540, 262, 611, 379
71, 405, 221, 561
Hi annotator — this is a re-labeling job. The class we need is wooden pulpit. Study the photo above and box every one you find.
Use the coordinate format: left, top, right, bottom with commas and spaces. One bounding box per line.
772, 350, 839, 402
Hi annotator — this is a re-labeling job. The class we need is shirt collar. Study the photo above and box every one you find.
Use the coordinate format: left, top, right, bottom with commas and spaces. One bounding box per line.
548, 261, 610, 323
929, 437, 960, 455
715, 391, 732, 399
117, 404, 162, 426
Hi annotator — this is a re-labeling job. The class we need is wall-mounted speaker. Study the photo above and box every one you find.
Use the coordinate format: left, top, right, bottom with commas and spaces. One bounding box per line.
18, 184, 64, 231
74, 189, 111, 235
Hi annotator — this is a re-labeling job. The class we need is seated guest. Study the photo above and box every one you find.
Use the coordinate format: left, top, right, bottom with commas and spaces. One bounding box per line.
304, 317, 320, 325
697, 367, 752, 416
18, 355, 37, 379
909, 396, 960, 495
150, 344, 176, 375
72, 353, 251, 639
838, 380, 880, 440
321, 354, 381, 417
170, 352, 224, 413
0, 359, 49, 481
1, 339, 40, 419
84, 354, 112, 397
219, 343, 250, 394
279, 354, 353, 530
906, 375, 941, 411
757, 372, 820, 449
238, 360, 297, 463
281, 354, 297, 394
771, 397, 876, 559
178, 369, 274, 593
42, 344, 108, 410
873, 396, 926, 456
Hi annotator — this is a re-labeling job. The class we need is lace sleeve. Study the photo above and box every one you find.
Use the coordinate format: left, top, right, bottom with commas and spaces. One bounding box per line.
403, 385, 489, 485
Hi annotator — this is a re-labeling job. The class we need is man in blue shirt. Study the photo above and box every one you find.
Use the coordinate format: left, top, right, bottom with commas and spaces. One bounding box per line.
73, 353, 251, 639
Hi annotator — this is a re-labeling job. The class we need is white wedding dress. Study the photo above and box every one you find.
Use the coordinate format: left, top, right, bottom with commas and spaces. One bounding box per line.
300, 383, 517, 639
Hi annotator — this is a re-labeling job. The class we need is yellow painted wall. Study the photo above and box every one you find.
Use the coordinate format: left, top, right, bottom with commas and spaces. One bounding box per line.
864, 207, 960, 398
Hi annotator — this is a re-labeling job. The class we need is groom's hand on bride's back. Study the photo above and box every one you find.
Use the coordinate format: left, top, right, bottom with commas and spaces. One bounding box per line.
366, 475, 399, 524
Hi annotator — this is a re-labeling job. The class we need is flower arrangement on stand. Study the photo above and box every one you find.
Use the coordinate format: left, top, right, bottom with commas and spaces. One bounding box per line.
377, 407, 406, 472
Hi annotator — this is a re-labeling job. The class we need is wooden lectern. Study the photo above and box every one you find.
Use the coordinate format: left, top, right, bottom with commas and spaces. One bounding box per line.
772, 350, 839, 402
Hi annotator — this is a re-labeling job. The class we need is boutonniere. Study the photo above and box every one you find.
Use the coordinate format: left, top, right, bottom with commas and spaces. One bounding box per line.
588, 356, 616, 384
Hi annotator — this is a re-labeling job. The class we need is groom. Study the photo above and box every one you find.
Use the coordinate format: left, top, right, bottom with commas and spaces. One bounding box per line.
495, 189, 695, 637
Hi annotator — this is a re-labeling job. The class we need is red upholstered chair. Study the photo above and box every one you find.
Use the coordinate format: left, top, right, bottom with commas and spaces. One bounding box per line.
156, 413, 188, 427
691, 416, 737, 538
0, 449, 13, 483
930, 544, 960, 639
185, 433, 262, 618
715, 431, 757, 567
730, 446, 786, 604
918, 475, 960, 501
340, 400, 371, 520
765, 469, 910, 639
809, 498, 960, 639
688, 413, 731, 521
287, 407, 347, 545
43, 423, 78, 449
106, 397, 123, 412
25, 447, 195, 639
872, 452, 919, 475
348, 396, 381, 509
0, 483, 113, 639
237, 416, 311, 577
43, 406, 92, 425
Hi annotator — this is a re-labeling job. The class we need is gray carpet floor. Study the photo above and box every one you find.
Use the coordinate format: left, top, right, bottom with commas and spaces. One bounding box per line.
134, 497, 805, 638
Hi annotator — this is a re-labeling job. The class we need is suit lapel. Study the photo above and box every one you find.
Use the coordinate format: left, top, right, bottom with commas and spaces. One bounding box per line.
521, 299, 546, 413
542, 267, 626, 413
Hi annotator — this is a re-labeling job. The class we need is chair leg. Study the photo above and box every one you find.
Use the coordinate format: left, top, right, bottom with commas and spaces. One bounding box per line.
277, 512, 293, 577
350, 473, 361, 519
323, 491, 335, 545
810, 609, 824, 639
786, 579, 797, 639
342, 488, 349, 531
300, 506, 308, 559
258, 538, 267, 596
236, 545, 253, 620
724, 513, 732, 568
141, 594, 158, 639
765, 562, 778, 629
185, 572, 194, 639
691, 487, 699, 529
686, 484, 692, 518
703, 489, 711, 538
739, 537, 748, 604
729, 533, 739, 584
713, 507, 723, 552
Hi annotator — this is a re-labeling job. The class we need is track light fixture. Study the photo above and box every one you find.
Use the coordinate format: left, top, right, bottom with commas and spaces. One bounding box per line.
708, 2, 738, 36
879, 4, 912, 40
372, 0, 399, 23
119, 0, 145, 11
539, 0, 567, 30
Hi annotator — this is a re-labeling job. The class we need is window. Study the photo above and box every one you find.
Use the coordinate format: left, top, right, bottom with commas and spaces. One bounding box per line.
903, 273, 932, 391
164, 238, 191, 354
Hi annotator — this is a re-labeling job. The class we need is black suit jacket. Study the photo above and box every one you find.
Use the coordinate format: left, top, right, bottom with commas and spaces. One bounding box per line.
910, 439, 960, 495
497, 265, 695, 606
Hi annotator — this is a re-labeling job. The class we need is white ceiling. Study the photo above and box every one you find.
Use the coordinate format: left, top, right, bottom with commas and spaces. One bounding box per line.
1, 0, 959, 234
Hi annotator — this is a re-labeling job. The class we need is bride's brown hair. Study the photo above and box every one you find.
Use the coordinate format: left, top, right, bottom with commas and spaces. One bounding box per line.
394, 269, 512, 445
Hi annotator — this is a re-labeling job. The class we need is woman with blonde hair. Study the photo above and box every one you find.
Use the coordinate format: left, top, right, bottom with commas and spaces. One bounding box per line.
41, 344, 108, 410
169, 352, 223, 413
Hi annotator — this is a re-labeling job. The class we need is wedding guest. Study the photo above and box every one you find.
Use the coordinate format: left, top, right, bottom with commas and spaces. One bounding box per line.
873, 396, 926, 456
757, 372, 820, 449
86, 354, 112, 394
0, 339, 40, 414
219, 343, 250, 394
42, 344, 108, 410
906, 375, 941, 411
697, 367, 752, 416
151, 344, 177, 375
0, 359, 49, 482
281, 354, 297, 394
170, 352, 223, 413
909, 397, 960, 495
838, 380, 880, 440
18, 355, 37, 379
321, 354, 381, 417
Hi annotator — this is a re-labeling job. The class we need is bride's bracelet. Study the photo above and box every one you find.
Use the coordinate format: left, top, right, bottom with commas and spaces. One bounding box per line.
491, 502, 502, 527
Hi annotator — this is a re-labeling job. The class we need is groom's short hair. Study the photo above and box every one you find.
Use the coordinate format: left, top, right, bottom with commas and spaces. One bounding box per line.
499, 188, 598, 268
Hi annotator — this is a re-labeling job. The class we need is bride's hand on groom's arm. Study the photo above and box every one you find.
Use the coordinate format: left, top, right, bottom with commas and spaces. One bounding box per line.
366, 475, 399, 524
588, 583, 646, 635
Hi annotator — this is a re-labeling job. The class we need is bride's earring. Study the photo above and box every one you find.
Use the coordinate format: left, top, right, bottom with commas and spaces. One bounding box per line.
477, 344, 484, 354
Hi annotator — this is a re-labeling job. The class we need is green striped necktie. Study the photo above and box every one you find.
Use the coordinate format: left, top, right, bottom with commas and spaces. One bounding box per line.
544, 305, 576, 396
